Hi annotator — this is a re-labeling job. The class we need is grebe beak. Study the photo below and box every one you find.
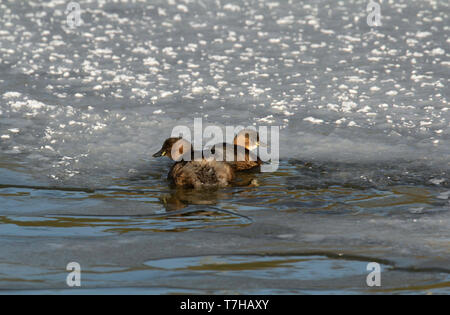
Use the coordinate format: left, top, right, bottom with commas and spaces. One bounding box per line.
153, 150, 166, 157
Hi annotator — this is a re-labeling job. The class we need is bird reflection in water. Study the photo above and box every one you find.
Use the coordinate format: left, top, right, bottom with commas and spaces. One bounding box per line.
159, 173, 259, 212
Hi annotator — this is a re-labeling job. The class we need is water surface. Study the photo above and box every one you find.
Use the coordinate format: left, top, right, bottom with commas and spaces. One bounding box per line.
0, 0, 449, 294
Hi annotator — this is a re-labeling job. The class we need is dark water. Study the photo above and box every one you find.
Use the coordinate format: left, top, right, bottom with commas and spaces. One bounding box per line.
0, 160, 449, 294
0, 0, 449, 294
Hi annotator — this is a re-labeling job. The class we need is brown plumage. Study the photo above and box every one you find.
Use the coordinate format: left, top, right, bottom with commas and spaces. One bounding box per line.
210, 143, 262, 171
168, 159, 235, 189
153, 137, 235, 188
211, 130, 264, 171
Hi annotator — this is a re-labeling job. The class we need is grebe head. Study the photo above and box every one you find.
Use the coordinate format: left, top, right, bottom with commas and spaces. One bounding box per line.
153, 137, 192, 161
233, 129, 265, 150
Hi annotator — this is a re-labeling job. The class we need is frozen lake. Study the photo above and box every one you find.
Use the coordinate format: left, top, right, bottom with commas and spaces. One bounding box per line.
0, 0, 449, 294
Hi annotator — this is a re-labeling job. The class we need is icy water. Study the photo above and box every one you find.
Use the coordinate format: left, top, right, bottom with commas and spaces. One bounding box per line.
0, 0, 449, 294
